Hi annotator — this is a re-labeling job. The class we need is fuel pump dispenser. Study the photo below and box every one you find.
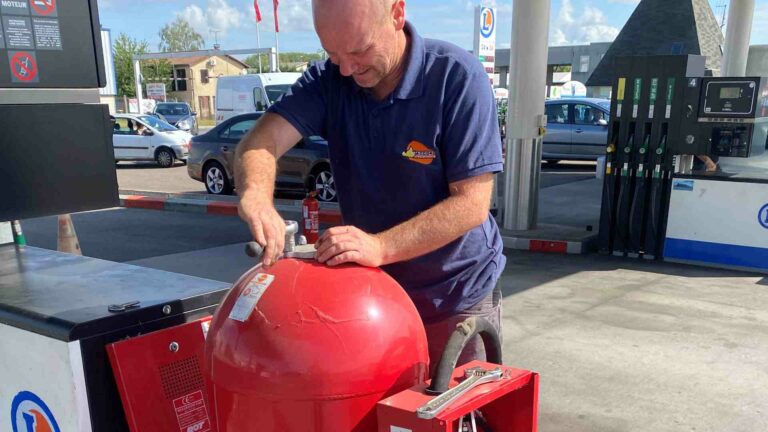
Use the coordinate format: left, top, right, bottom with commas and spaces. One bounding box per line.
663, 76, 768, 272
598, 55, 706, 259
599, 54, 768, 272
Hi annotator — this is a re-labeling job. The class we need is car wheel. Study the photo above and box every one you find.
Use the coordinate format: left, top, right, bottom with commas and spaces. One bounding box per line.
204, 162, 233, 195
312, 166, 336, 202
155, 148, 175, 168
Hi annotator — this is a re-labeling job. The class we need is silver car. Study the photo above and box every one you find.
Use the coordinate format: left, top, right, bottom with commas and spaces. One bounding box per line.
543, 98, 611, 163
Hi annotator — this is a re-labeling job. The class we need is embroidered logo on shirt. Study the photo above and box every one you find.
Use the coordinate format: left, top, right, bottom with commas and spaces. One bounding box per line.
401, 140, 436, 165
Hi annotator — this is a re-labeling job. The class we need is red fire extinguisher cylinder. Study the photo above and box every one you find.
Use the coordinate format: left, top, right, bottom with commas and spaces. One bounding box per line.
302, 192, 319, 244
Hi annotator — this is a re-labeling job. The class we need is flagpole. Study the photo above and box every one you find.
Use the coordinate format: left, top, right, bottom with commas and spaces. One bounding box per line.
275, 31, 280, 72
256, 21, 263, 73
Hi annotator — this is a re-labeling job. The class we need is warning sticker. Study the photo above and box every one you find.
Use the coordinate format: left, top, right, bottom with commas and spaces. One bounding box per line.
3, 16, 33, 49
228, 273, 275, 322
0, 0, 29, 16
32, 17, 60, 49
8, 51, 38, 83
29, 0, 56, 17
172, 391, 211, 432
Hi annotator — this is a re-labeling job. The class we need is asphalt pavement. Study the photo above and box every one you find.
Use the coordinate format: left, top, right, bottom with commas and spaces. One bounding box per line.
116, 159, 597, 196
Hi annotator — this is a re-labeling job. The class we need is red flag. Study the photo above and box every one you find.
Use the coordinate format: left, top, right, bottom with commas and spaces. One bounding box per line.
273, 0, 279, 32
253, 0, 262, 23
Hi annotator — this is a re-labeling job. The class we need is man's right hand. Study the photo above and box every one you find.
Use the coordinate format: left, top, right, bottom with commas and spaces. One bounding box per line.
238, 195, 286, 266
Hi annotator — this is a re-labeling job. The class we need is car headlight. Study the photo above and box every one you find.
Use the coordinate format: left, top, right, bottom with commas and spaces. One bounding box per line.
177, 120, 191, 129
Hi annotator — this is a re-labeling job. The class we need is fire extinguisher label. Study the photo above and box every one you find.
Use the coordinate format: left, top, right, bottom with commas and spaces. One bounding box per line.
172, 390, 211, 432
390, 427, 412, 432
229, 273, 275, 322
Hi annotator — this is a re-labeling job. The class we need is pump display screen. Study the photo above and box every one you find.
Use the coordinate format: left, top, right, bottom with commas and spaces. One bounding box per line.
719, 87, 741, 99
700, 79, 758, 117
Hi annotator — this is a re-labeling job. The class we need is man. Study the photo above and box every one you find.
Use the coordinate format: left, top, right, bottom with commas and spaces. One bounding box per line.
235, 0, 505, 366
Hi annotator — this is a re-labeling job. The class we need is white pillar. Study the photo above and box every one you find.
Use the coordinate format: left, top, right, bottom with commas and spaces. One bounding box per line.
503, 0, 551, 231
133, 59, 144, 114
268, 47, 278, 72
722, 0, 755, 76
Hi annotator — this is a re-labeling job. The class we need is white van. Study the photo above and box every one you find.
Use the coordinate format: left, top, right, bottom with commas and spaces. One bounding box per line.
215, 73, 302, 124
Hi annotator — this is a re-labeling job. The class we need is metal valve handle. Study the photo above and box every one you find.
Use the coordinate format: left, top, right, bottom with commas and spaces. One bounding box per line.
244, 220, 303, 262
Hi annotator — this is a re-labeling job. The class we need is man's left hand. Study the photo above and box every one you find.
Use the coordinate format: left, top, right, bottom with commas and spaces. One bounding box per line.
315, 226, 385, 267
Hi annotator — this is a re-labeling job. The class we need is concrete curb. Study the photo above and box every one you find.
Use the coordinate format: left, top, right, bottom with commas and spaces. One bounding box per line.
119, 193, 343, 225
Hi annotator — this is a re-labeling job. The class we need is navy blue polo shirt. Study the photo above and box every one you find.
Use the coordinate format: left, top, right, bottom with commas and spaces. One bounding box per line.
269, 22, 505, 323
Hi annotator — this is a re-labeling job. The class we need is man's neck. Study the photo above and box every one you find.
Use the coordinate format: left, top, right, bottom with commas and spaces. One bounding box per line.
371, 31, 410, 101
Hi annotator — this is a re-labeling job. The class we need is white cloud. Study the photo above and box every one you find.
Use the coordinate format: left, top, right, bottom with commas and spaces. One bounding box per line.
179, 0, 244, 37
550, 0, 620, 45
607, 0, 639, 4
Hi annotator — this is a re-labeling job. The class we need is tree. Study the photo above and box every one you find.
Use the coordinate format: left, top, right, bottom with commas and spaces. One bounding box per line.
159, 17, 205, 52
113, 33, 173, 97
244, 51, 324, 73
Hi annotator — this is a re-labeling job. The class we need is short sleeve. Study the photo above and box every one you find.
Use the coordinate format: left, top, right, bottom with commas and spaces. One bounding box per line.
439, 64, 503, 183
267, 60, 330, 138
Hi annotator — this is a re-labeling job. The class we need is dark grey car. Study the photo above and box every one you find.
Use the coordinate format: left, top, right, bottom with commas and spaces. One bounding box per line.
154, 102, 199, 135
187, 112, 336, 201
543, 98, 611, 163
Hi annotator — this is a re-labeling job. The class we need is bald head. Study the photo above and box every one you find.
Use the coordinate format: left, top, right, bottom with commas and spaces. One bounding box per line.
311, 0, 407, 95
312, 0, 392, 31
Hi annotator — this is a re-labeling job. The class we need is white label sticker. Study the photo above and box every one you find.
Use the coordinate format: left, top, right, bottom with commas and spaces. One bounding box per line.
649, 106, 655, 119
200, 320, 210, 339
665, 105, 671, 119
228, 273, 275, 322
632, 105, 638, 118
390, 427, 412, 432
616, 103, 622, 117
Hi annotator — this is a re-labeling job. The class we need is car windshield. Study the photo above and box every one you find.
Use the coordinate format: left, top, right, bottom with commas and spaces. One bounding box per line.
265, 84, 292, 104
598, 101, 611, 110
155, 103, 190, 116
138, 115, 178, 132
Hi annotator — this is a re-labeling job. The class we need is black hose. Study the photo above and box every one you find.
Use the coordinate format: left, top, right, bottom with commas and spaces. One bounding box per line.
426, 316, 502, 395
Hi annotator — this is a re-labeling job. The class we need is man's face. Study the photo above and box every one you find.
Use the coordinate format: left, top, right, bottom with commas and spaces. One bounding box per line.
314, 3, 398, 89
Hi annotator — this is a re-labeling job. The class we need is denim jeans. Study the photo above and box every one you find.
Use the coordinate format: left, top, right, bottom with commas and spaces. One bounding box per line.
423, 284, 503, 377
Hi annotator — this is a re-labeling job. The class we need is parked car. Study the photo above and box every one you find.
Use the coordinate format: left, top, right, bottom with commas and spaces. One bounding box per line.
215, 73, 301, 124
154, 102, 199, 135
187, 112, 335, 201
112, 114, 192, 167
543, 98, 611, 163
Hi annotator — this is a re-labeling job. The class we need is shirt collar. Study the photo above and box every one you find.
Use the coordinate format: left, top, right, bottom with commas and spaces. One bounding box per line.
392, 21, 425, 100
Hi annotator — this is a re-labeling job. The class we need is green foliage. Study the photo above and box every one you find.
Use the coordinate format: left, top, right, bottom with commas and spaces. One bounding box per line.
113, 33, 173, 97
158, 17, 205, 52
243, 51, 324, 72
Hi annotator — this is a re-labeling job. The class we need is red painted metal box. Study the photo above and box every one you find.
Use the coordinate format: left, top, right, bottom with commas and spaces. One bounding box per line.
107, 317, 216, 432
377, 361, 539, 432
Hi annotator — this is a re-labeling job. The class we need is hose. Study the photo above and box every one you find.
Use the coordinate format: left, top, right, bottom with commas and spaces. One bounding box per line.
426, 316, 502, 395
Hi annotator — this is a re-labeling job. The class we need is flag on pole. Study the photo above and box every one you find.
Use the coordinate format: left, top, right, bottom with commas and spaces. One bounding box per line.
273, 0, 279, 32
253, 0, 262, 22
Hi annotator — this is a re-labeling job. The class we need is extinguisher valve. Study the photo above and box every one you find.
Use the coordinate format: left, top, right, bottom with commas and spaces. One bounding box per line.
245, 220, 316, 262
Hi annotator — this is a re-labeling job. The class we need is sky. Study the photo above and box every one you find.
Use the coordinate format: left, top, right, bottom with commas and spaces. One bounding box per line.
97, 0, 768, 54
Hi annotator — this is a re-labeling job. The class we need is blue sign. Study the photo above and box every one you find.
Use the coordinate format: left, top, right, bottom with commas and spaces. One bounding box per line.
11, 391, 60, 432
759, 204, 768, 230
672, 180, 694, 191
480, 7, 495, 39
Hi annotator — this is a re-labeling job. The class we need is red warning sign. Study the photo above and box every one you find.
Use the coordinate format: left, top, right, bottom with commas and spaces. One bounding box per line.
10, 52, 37, 82
172, 390, 211, 432
30, 0, 55, 15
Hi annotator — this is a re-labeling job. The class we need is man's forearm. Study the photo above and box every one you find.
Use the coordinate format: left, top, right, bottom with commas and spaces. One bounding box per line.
236, 144, 277, 201
376, 175, 493, 265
